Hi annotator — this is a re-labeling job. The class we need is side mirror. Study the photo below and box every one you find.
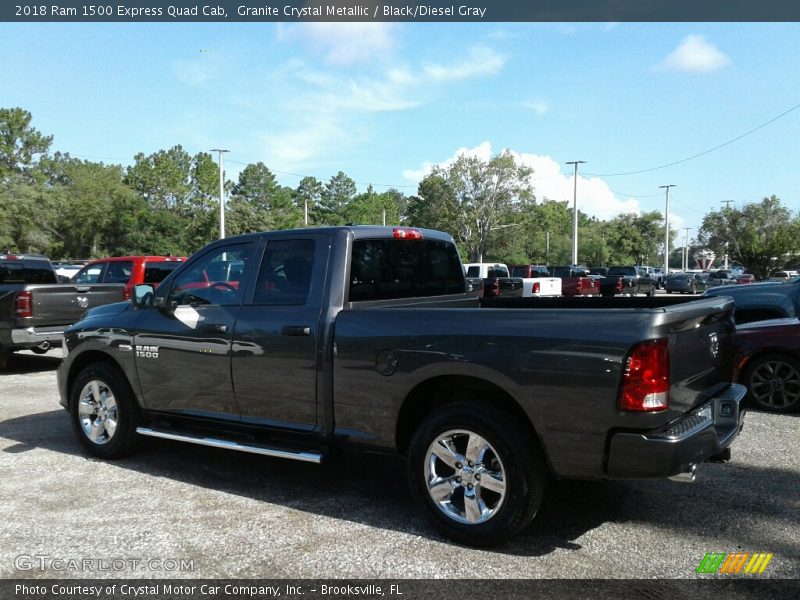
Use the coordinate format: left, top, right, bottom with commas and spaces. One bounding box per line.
133, 284, 155, 307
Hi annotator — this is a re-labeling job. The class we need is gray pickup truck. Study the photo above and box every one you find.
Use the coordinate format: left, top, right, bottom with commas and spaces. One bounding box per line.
57, 227, 746, 546
0, 253, 126, 368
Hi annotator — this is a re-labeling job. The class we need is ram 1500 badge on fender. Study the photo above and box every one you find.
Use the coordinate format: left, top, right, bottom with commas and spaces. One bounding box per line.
58, 227, 746, 546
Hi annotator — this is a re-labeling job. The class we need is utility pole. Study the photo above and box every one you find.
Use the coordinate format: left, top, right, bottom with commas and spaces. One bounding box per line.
721, 200, 734, 210
721, 201, 733, 269
304, 200, 309, 226
565, 160, 586, 265
683, 228, 692, 271
660, 185, 676, 275
210, 149, 229, 239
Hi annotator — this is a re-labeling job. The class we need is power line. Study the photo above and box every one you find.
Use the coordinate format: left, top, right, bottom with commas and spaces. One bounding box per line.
584, 100, 800, 177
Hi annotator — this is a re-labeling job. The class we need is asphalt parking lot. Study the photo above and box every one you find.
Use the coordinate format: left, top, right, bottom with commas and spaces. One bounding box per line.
0, 348, 798, 580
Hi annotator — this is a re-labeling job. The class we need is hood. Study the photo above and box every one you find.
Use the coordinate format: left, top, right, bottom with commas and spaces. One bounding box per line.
81, 301, 131, 320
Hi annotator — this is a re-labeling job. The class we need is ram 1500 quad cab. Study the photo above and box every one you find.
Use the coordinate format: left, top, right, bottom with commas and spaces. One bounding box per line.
58, 227, 746, 546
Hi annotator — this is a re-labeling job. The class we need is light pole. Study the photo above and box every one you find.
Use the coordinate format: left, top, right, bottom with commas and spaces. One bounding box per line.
210, 149, 229, 239
683, 228, 692, 271
565, 160, 586, 265
660, 185, 676, 274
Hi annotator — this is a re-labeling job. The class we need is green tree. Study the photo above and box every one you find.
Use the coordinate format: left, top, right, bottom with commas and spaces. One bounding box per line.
344, 186, 400, 226
0, 107, 52, 180
697, 196, 800, 279
40, 154, 140, 257
319, 171, 357, 225
296, 176, 324, 226
227, 162, 302, 235
417, 152, 535, 262
126, 145, 192, 209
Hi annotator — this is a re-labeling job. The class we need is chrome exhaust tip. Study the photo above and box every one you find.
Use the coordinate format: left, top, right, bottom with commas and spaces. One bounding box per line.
38, 341, 51, 351
669, 464, 697, 483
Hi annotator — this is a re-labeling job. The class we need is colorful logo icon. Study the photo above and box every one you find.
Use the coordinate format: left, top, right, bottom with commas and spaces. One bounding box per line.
696, 552, 773, 574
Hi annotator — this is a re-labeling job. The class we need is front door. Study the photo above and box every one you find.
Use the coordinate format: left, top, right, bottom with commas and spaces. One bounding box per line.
134, 241, 256, 420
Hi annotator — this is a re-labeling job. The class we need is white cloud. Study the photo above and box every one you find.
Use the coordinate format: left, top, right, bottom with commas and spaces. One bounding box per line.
172, 56, 217, 87
422, 46, 506, 82
521, 99, 550, 115
279, 23, 397, 65
656, 35, 731, 73
402, 142, 647, 222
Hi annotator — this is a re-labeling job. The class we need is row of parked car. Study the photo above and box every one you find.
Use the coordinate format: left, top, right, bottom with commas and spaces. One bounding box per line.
464, 263, 660, 298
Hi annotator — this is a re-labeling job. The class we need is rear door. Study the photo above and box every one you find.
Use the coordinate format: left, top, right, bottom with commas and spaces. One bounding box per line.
134, 241, 256, 419
232, 235, 330, 431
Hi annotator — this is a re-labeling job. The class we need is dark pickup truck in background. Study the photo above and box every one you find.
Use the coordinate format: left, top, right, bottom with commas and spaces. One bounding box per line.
0, 253, 126, 369
463, 262, 523, 298
547, 265, 600, 297
58, 226, 746, 547
601, 266, 657, 297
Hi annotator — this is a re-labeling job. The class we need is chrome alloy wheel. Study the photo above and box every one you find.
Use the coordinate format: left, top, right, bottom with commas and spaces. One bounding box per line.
424, 429, 507, 525
749, 359, 800, 411
78, 380, 118, 445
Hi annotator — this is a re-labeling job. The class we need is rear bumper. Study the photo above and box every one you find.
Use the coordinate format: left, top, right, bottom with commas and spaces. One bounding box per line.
10, 326, 64, 345
606, 384, 747, 479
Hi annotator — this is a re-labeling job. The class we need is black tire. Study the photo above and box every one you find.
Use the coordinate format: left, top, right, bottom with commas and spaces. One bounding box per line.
666, 289, 672, 294
407, 401, 546, 547
743, 353, 800, 413
647, 287, 656, 297
70, 362, 141, 458
0, 350, 10, 370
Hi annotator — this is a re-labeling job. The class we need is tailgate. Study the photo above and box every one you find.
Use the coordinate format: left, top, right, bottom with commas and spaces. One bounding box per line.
526, 277, 561, 297
656, 297, 737, 416
27, 284, 127, 326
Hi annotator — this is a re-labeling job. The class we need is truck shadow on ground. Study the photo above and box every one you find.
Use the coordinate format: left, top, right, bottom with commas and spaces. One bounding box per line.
1, 409, 797, 560
0, 351, 62, 375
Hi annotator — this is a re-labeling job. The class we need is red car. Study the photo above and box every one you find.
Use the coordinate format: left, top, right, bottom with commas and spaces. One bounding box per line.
734, 317, 800, 412
736, 273, 755, 284
71, 256, 186, 300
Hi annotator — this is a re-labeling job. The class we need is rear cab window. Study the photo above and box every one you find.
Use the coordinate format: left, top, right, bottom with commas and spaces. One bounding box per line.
102, 261, 134, 284
144, 261, 182, 284
349, 238, 466, 302
0, 259, 57, 284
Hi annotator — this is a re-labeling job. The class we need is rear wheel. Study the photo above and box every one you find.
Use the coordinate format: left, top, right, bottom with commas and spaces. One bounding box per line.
0, 351, 9, 370
70, 362, 141, 458
407, 401, 546, 547
743, 354, 800, 413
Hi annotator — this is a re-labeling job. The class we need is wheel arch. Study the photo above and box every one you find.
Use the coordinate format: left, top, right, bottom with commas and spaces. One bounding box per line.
395, 375, 552, 474
66, 350, 135, 408
736, 347, 800, 383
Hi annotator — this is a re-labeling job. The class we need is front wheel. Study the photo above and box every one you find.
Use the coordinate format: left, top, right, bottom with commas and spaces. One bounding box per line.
70, 362, 141, 458
407, 401, 546, 547
743, 354, 800, 413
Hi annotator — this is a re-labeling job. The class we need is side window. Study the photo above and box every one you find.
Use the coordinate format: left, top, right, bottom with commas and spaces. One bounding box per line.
103, 261, 133, 284
168, 243, 253, 306
253, 240, 315, 306
73, 263, 106, 284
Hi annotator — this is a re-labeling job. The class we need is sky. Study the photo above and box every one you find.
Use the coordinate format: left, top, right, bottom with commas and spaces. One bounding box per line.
2, 22, 800, 243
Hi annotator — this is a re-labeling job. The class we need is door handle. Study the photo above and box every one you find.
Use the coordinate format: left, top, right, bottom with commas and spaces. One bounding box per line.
201, 323, 227, 333
281, 325, 311, 336
75, 286, 91, 293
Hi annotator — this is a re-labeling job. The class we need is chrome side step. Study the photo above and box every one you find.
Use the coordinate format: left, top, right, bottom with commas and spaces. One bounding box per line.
136, 427, 323, 464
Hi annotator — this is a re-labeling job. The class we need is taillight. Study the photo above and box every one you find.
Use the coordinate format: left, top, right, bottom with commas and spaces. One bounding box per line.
619, 339, 669, 412
615, 280, 623, 292
15, 291, 33, 318
483, 279, 500, 298
533, 282, 540, 294
393, 227, 423, 240
123, 287, 131, 300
